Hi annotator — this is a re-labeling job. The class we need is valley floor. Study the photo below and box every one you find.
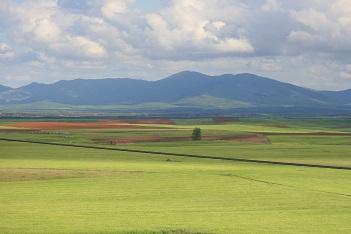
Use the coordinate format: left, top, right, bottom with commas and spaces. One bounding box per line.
1, 117, 351, 233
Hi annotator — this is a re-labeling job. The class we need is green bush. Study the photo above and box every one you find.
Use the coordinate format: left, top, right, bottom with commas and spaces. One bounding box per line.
192, 128, 202, 141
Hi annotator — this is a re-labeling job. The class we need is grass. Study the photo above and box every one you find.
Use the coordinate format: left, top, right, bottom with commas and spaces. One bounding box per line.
1, 117, 351, 233
1, 141, 351, 233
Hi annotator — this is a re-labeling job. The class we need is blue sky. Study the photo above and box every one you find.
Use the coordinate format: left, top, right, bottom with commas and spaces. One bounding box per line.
133, 0, 164, 10
0, 0, 351, 90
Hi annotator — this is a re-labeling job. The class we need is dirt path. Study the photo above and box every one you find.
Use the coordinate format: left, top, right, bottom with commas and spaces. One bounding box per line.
220, 173, 351, 198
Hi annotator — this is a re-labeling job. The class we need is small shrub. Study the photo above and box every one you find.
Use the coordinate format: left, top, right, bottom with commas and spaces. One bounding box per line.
192, 128, 202, 141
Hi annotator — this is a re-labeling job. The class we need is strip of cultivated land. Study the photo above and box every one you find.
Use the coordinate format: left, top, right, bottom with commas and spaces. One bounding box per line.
1, 138, 351, 171
1, 117, 351, 233
1, 140, 351, 233
1, 117, 351, 167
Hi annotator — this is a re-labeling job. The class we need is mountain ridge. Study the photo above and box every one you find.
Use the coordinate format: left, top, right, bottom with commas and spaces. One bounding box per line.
0, 85, 11, 92
0, 71, 350, 107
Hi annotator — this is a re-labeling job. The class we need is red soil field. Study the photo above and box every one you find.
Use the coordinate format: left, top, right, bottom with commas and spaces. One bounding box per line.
99, 136, 189, 144
9, 121, 167, 130
97, 134, 270, 144
98, 118, 174, 124
126, 119, 175, 124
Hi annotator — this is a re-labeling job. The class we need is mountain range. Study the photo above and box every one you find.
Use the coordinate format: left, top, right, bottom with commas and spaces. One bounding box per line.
0, 71, 350, 108
0, 85, 11, 92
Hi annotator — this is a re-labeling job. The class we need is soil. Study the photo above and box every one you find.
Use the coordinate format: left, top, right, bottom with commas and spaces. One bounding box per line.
97, 134, 270, 145
8, 121, 169, 130
0, 168, 144, 182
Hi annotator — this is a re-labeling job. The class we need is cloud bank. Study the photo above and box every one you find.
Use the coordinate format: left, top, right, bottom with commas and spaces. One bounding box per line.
0, 0, 351, 90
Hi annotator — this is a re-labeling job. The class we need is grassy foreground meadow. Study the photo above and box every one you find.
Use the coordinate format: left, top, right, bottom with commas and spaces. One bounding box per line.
1, 117, 351, 233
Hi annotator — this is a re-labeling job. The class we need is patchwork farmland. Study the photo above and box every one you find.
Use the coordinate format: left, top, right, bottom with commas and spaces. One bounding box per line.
1, 117, 351, 233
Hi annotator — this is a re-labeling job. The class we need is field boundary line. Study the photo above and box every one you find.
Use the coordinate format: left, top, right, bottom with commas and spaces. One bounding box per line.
220, 173, 351, 198
1, 138, 351, 171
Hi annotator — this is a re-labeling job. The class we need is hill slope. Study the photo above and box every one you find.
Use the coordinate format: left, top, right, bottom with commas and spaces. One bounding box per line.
0, 71, 350, 107
0, 85, 11, 92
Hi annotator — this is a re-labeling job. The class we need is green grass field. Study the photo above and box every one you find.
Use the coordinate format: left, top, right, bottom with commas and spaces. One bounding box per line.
1, 117, 351, 233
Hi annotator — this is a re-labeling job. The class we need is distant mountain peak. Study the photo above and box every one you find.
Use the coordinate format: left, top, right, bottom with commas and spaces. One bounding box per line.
235, 73, 262, 78
0, 84, 12, 92
172, 70, 204, 76
163, 71, 210, 82
1, 71, 351, 107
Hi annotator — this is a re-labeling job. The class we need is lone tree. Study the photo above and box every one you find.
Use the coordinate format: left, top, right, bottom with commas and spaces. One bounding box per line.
192, 127, 202, 141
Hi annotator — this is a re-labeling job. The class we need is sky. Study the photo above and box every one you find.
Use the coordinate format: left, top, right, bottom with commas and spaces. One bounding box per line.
0, 0, 351, 90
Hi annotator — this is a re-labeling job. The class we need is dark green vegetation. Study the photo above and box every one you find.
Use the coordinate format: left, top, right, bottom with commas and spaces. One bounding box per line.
1, 117, 351, 233
192, 128, 202, 141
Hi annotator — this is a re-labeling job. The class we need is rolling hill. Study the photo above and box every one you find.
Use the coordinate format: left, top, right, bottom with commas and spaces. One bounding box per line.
0, 85, 10, 92
0, 71, 350, 108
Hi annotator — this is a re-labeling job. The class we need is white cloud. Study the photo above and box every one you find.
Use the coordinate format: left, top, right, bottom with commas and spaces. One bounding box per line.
288, 1, 351, 54
0, 43, 15, 59
332, 0, 351, 16
143, 0, 253, 58
262, 0, 281, 12
0, 0, 110, 62
212, 38, 254, 53
0, 0, 351, 90
340, 64, 351, 80
101, 0, 134, 19
248, 58, 282, 72
51, 36, 107, 58
212, 21, 226, 31
30, 17, 61, 42
287, 31, 315, 43
290, 9, 332, 32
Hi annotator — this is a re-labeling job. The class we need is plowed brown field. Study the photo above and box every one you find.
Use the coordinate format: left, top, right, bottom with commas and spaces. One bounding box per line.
97, 134, 270, 144
9, 121, 164, 130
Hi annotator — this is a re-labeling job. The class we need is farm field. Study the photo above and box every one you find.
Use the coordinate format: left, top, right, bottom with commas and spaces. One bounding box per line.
1, 117, 351, 167
1, 117, 351, 233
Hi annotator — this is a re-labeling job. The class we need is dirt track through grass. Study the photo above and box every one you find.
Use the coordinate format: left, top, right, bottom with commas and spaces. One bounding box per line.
220, 173, 351, 198
1, 137, 351, 171
0, 168, 145, 182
